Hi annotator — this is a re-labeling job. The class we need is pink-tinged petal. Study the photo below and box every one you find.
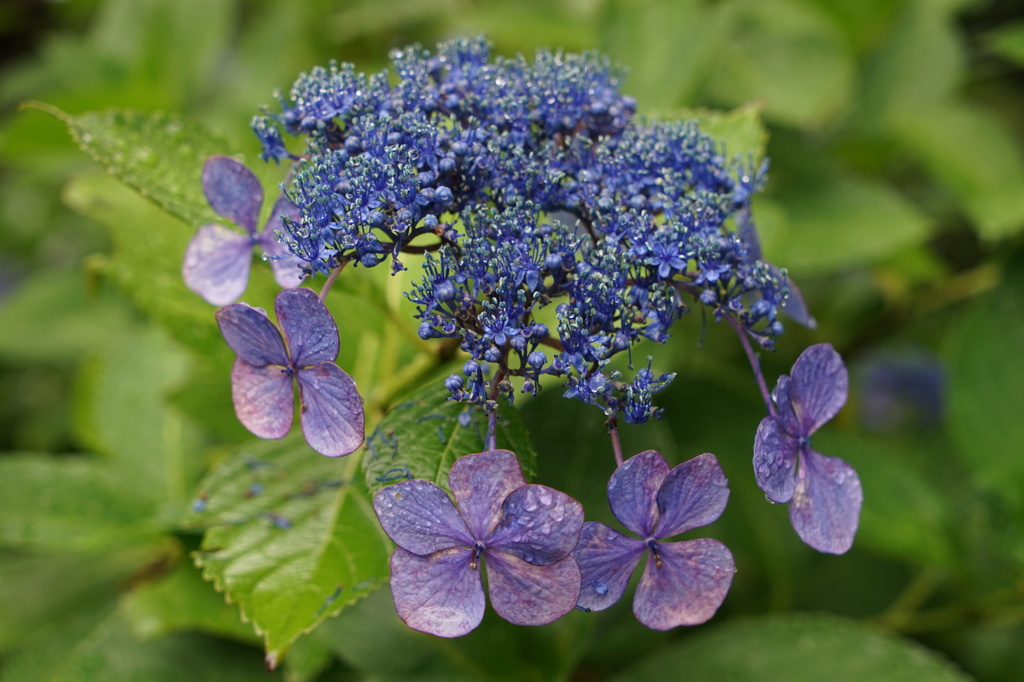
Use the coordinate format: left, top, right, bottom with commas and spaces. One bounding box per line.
216, 302, 290, 367
607, 450, 669, 538
654, 453, 730, 539
373, 479, 473, 555
572, 522, 645, 613
389, 546, 484, 638
259, 196, 306, 289
230, 358, 294, 439
275, 288, 339, 367
773, 374, 801, 438
487, 484, 584, 565
789, 344, 848, 436
633, 538, 734, 630
202, 156, 263, 234
753, 416, 799, 503
485, 550, 581, 626
789, 448, 863, 554
182, 224, 253, 306
296, 362, 364, 457
449, 450, 527, 540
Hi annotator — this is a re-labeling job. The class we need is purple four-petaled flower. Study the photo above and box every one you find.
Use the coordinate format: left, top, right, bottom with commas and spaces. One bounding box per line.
372, 449, 584, 638
183, 155, 305, 305
753, 343, 863, 554
572, 451, 735, 630
215, 287, 364, 457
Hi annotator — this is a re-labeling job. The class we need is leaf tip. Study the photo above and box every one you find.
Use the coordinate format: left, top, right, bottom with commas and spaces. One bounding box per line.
18, 100, 71, 123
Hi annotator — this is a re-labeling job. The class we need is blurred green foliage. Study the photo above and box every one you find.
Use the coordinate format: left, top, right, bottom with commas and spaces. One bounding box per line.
2, 0, 1024, 680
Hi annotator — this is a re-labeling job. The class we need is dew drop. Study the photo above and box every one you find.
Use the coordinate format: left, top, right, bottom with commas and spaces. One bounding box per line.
593, 581, 608, 595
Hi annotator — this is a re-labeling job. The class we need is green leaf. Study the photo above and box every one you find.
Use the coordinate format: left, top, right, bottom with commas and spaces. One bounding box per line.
706, 0, 855, 128
894, 104, 1024, 240
944, 267, 1024, 507
764, 174, 931, 275
0, 546, 166, 654
611, 614, 972, 682
120, 559, 258, 644
185, 436, 392, 666
26, 103, 227, 227
600, 0, 736, 108
986, 20, 1024, 68
684, 103, 768, 169
73, 321, 204, 505
0, 604, 281, 682
0, 270, 134, 364
0, 453, 162, 552
363, 382, 539, 497
856, 0, 964, 128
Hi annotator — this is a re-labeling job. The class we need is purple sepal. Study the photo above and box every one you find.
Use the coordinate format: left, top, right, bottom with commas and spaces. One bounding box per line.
182, 224, 253, 306
202, 156, 263, 234
389, 547, 484, 638
752, 416, 799, 504
573, 522, 645, 612
788, 344, 848, 436
789, 449, 863, 555
230, 358, 294, 439
296, 362, 364, 457
633, 538, 734, 630
216, 303, 289, 367
574, 451, 734, 627
488, 485, 585, 565
607, 450, 669, 537
449, 450, 527, 539
485, 550, 581, 626
755, 343, 859, 553
654, 453, 730, 538
276, 288, 339, 367
373, 480, 473, 556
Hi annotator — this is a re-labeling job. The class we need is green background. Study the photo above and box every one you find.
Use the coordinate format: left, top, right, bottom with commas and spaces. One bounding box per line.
2, 0, 1024, 679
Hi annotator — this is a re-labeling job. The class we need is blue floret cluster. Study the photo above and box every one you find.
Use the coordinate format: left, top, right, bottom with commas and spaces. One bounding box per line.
253, 36, 792, 423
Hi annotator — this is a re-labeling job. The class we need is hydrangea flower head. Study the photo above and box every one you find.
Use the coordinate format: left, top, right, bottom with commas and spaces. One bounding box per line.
572, 451, 734, 630
753, 343, 862, 554
215, 287, 364, 457
183, 155, 305, 305
372, 449, 584, 637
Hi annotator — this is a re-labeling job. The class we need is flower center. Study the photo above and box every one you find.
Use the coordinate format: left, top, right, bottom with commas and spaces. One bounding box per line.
469, 542, 485, 570
646, 538, 662, 568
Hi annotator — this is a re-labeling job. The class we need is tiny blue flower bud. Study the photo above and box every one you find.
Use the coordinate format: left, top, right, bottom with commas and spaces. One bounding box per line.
418, 321, 435, 339
445, 374, 464, 392
434, 279, 457, 301
464, 360, 480, 375
528, 351, 546, 368
435, 186, 454, 205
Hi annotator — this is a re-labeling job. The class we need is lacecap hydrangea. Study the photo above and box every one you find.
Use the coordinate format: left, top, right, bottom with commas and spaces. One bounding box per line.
252, 35, 803, 425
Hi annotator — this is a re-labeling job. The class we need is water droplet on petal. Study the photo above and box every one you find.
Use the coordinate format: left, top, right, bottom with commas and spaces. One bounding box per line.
593, 581, 608, 595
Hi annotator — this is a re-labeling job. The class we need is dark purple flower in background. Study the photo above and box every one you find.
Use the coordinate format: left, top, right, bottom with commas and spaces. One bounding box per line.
215, 287, 364, 457
753, 343, 862, 554
573, 451, 734, 630
183, 155, 305, 305
373, 449, 584, 638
